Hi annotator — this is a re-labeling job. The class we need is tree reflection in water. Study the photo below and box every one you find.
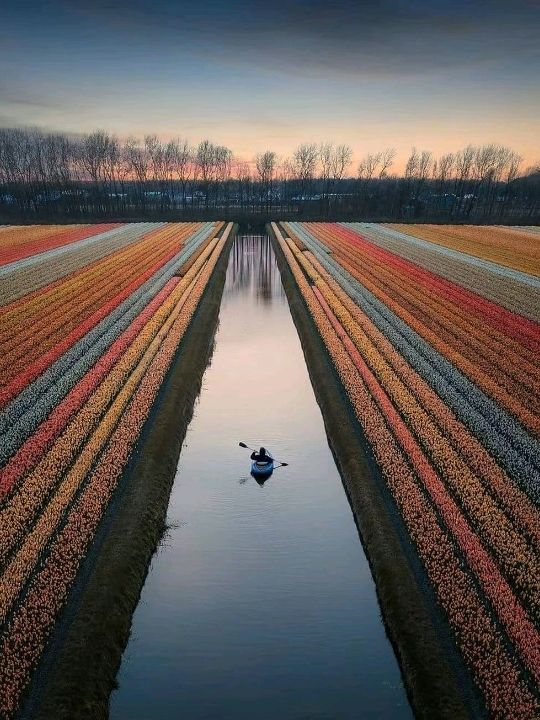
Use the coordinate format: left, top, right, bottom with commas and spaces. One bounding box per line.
225, 235, 284, 304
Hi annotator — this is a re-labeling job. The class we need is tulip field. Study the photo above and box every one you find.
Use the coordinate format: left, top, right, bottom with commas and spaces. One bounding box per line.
0, 221, 231, 718
273, 221, 540, 719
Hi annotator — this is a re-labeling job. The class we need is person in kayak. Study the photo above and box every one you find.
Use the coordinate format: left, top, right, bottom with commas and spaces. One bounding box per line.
251, 447, 272, 464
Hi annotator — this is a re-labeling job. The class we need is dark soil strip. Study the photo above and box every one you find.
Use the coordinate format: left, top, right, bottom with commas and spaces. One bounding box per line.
19, 226, 235, 720
269, 223, 483, 720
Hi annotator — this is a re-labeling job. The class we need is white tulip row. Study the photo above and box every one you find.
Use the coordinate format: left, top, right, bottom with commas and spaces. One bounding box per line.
0, 223, 216, 465
0, 223, 165, 305
287, 222, 540, 502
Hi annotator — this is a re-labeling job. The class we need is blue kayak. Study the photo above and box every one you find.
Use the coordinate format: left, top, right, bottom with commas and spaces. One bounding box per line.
251, 453, 274, 478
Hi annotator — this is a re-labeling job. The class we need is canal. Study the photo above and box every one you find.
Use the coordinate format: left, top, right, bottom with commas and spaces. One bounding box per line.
110, 234, 412, 719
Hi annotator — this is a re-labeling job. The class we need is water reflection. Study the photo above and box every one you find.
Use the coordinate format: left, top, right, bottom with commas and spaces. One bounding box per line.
111, 235, 412, 720
226, 235, 283, 303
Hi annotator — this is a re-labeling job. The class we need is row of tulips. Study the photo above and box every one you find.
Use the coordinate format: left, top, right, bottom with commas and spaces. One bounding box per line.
304, 251, 540, 551
0, 222, 201, 370
293, 247, 540, 656
0, 271, 203, 623
0, 276, 179, 499
0, 222, 164, 305
319, 233, 540, 410
273, 224, 539, 719
0, 224, 231, 718
0, 224, 220, 456
303, 223, 540, 430
389, 223, 540, 276
350, 223, 539, 320
0, 224, 119, 266
0, 236, 220, 562
335, 225, 540, 362
285, 222, 540, 500
0, 222, 199, 342
294, 248, 540, 619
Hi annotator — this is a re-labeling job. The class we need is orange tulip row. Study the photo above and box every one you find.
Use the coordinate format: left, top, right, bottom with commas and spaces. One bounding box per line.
273, 224, 539, 718
0, 223, 201, 380
322, 227, 540, 388
0, 224, 118, 265
0, 228, 230, 719
306, 224, 540, 420
389, 223, 540, 276
305, 251, 540, 552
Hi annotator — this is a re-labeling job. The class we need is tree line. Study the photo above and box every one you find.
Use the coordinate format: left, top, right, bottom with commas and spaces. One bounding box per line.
0, 127, 538, 221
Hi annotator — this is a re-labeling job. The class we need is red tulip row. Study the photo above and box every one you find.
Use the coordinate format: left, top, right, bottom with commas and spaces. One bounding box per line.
0, 280, 178, 502
0, 228, 229, 719
273, 224, 539, 718
310, 223, 540, 385
305, 251, 540, 553
334, 224, 540, 351
0, 223, 119, 265
306, 227, 540, 436
0, 223, 201, 388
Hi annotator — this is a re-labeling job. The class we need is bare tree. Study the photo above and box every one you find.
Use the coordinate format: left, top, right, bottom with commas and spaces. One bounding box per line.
255, 150, 277, 210
293, 143, 318, 211
378, 148, 396, 178
171, 138, 192, 209
124, 136, 149, 210
195, 140, 216, 209
358, 152, 382, 181
320, 143, 352, 215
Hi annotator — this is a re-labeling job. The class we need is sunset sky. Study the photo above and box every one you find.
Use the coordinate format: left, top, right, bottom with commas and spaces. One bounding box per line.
1, 0, 539, 172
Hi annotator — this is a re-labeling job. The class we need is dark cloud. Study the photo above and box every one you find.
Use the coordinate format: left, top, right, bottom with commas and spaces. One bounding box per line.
50, 0, 539, 78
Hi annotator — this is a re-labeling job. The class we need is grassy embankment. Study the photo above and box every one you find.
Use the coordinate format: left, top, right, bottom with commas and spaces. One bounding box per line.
20, 224, 236, 720
269, 221, 482, 720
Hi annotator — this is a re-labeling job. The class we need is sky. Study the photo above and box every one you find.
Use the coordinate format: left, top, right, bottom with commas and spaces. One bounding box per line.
1, 0, 539, 172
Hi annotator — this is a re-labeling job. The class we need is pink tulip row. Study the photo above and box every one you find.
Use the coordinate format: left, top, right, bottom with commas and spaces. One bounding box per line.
0, 225, 204, 405
0, 224, 119, 266
306, 252, 540, 552
0, 231, 228, 719
273, 225, 539, 719
307, 224, 540, 429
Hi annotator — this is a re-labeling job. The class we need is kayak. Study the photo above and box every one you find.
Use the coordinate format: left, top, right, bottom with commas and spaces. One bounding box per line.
251, 453, 274, 478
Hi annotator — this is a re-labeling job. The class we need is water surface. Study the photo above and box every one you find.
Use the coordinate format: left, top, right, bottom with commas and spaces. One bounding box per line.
111, 235, 412, 719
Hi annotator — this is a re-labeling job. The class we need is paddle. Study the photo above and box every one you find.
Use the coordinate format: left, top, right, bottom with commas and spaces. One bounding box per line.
238, 442, 289, 467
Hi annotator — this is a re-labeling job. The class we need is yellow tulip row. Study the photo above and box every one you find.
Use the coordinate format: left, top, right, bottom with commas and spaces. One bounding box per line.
0, 225, 231, 719
272, 223, 539, 718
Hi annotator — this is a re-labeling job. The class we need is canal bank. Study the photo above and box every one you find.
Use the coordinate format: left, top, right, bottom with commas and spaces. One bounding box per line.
21, 225, 235, 720
270, 222, 481, 719
110, 234, 412, 720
